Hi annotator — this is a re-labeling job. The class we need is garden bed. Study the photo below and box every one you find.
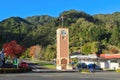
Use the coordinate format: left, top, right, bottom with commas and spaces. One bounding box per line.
116, 69, 120, 72
0, 68, 32, 73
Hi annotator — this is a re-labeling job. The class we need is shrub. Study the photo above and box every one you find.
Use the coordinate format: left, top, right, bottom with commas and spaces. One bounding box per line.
0, 68, 32, 73
81, 69, 90, 72
116, 69, 120, 72
78, 69, 90, 73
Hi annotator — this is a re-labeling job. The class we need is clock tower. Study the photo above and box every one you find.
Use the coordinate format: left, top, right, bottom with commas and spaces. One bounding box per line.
56, 28, 70, 70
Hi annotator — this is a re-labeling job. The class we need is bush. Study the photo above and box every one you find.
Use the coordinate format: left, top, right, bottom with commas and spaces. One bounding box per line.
0, 68, 32, 73
116, 69, 120, 72
81, 69, 90, 72
78, 69, 90, 73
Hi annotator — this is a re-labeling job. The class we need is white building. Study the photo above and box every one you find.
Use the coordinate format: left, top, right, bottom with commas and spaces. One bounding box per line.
70, 53, 120, 70
99, 54, 120, 70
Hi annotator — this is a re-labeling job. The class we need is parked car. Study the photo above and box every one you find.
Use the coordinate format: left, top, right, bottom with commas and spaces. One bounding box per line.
77, 63, 88, 69
95, 65, 102, 70
19, 62, 28, 68
87, 63, 102, 70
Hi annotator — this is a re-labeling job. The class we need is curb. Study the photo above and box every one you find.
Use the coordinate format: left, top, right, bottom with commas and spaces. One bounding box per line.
32, 69, 78, 73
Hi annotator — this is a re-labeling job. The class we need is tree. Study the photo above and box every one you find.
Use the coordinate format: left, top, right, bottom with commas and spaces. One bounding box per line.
81, 43, 92, 55
109, 26, 120, 46
3, 40, 26, 58
20, 48, 30, 59
44, 45, 56, 61
91, 42, 100, 54
29, 45, 43, 60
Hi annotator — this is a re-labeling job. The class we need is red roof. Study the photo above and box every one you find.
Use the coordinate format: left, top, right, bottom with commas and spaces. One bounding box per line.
100, 54, 120, 59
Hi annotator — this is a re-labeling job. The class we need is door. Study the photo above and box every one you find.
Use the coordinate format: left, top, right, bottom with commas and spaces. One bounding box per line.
61, 59, 67, 70
105, 60, 110, 69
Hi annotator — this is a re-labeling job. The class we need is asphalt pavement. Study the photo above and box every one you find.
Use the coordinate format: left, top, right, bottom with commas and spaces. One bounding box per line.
5, 59, 118, 80
0, 72, 120, 80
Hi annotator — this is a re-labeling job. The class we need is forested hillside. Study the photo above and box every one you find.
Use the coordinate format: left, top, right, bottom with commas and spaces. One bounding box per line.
0, 10, 120, 60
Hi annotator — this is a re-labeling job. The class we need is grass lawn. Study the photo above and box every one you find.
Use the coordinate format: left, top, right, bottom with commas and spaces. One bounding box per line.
37, 61, 56, 69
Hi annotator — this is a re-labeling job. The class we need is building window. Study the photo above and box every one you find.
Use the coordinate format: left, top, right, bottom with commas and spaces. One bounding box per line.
62, 36, 66, 39
111, 60, 117, 63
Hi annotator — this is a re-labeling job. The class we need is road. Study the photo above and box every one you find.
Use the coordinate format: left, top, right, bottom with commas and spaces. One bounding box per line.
0, 72, 120, 80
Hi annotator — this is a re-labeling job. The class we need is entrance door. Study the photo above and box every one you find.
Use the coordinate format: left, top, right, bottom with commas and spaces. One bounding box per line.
61, 59, 67, 70
105, 60, 110, 69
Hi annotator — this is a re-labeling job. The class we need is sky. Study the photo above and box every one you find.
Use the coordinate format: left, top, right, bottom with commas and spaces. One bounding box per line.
0, 0, 120, 21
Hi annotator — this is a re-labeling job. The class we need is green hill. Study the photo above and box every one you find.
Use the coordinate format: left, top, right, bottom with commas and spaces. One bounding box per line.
0, 10, 120, 56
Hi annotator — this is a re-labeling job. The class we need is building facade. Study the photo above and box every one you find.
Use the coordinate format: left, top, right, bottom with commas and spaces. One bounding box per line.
70, 53, 120, 70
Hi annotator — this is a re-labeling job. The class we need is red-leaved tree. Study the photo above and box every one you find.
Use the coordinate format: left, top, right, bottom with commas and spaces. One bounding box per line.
3, 40, 26, 58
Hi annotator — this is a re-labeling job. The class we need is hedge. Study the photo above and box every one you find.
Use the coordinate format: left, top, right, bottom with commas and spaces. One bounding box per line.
0, 68, 32, 73
116, 69, 120, 72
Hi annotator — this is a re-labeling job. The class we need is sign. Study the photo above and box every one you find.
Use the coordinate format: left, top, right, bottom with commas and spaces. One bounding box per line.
13, 58, 19, 68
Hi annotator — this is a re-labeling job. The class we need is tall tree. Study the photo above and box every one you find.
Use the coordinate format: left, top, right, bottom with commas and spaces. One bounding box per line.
3, 40, 26, 58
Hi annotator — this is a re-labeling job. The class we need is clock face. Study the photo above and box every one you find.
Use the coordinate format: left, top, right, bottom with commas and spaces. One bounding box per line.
61, 30, 67, 36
